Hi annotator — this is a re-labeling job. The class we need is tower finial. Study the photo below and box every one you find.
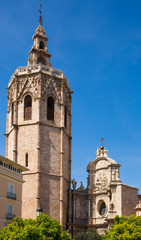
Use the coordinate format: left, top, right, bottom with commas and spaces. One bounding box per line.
100, 138, 104, 150
39, 1, 42, 24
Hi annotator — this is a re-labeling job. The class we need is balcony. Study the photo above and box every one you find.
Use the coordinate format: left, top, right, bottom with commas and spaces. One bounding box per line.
6, 213, 16, 220
7, 192, 16, 200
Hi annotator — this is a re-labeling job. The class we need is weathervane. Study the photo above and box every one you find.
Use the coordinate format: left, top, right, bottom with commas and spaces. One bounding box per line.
39, 0, 42, 23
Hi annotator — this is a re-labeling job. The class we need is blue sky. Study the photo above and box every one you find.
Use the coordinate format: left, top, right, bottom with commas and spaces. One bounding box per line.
0, 0, 141, 193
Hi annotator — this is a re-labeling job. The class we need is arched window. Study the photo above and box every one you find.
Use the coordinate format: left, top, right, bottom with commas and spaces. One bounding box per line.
37, 57, 46, 65
24, 95, 32, 120
64, 106, 67, 127
25, 153, 28, 167
99, 201, 106, 216
47, 97, 54, 121
39, 41, 44, 49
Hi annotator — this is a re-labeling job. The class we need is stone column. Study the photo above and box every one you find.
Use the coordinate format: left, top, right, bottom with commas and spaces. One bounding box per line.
13, 99, 18, 163
6, 108, 9, 158
60, 80, 64, 226
36, 77, 41, 209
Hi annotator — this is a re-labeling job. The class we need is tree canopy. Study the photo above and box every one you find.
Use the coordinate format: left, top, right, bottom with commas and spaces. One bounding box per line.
0, 214, 73, 240
74, 229, 102, 240
103, 215, 141, 240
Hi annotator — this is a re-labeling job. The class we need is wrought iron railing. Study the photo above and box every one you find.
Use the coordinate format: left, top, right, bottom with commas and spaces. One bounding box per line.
7, 192, 16, 200
6, 213, 16, 220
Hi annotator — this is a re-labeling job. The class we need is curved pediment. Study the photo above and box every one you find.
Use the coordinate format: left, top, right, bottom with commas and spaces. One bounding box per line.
96, 158, 108, 170
87, 147, 120, 172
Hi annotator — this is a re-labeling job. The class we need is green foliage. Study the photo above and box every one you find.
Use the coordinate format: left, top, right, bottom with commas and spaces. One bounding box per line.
0, 214, 73, 240
103, 215, 141, 240
75, 229, 102, 240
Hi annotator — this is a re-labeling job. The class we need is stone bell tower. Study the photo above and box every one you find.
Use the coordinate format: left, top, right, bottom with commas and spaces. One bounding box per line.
6, 19, 72, 228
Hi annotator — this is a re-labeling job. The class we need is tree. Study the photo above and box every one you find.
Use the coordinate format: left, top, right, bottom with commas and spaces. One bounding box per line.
75, 229, 102, 240
0, 214, 73, 240
103, 215, 141, 240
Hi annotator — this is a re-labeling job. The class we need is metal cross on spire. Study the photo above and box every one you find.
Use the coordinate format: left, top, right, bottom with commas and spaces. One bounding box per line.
39, 1, 42, 23
101, 138, 104, 146
100, 138, 104, 150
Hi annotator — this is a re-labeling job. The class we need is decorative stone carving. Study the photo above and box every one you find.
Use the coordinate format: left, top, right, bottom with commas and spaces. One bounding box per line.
77, 181, 85, 191
41, 76, 60, 102
104, 148, 108, 157
110, 203, 114, 211
63, 87, 71, 111
96, 148, 101, 157
96, 160, 108, 169
17, 75, 39, 100
72, 179, 77, 190
7, 81, 17, 107
112, 169, 116, 181
87, 161, 94, 171
116, 168, 120, 180
96, 147, 108, 158
95, 171, 108, 192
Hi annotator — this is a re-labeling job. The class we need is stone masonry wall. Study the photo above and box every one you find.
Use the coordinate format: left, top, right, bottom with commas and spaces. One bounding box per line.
22, 174, 38, 219
121, 184, 138, 217
17, 125, 38, 172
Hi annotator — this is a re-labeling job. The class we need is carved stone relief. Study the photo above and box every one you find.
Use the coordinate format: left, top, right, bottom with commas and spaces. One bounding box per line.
116, 168, 120, 180
112, 169, 116, 181
87, 161, 94, 171
96, 160, 108, 169
111, 167, 120, 181
72, 179, 77, 190
17, 75, 39, 100
78, 200, 88, 218
77, 181, 85, 191
62, 84, 71, 112
95, 170, 108, 192
41, 76, 61, 102
7, 81, 17, 108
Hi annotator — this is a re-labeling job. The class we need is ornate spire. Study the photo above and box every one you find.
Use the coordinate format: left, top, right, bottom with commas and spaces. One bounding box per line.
39, 2, 42, 24
27, 8, 52, 67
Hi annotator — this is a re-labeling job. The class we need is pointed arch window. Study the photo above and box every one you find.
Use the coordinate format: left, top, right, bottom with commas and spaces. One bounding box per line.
47, 97, 54, 121
39, 41, 44, 49
37, 57, 46, 65
24, 95, 32, 120
25, 153, 28, 167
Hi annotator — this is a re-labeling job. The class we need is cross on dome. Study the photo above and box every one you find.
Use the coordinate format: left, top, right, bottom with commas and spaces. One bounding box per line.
100, 138, 104, 150
39, 2, 42, 24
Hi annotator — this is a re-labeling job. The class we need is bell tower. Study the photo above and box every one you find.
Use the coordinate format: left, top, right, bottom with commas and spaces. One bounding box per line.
6, 19, 72, 227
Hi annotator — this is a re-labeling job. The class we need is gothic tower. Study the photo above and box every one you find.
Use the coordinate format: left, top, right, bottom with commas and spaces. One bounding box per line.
6, 20, 72, 228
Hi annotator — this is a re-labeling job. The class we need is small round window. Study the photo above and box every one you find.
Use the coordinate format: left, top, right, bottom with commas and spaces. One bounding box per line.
98, 200, 106, 216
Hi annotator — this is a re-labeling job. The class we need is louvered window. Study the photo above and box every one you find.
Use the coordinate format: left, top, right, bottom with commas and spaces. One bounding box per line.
39, 41, 44, 49
24, 95, 32, 120
47, 97, 54, 121
37, 57, 46, 65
